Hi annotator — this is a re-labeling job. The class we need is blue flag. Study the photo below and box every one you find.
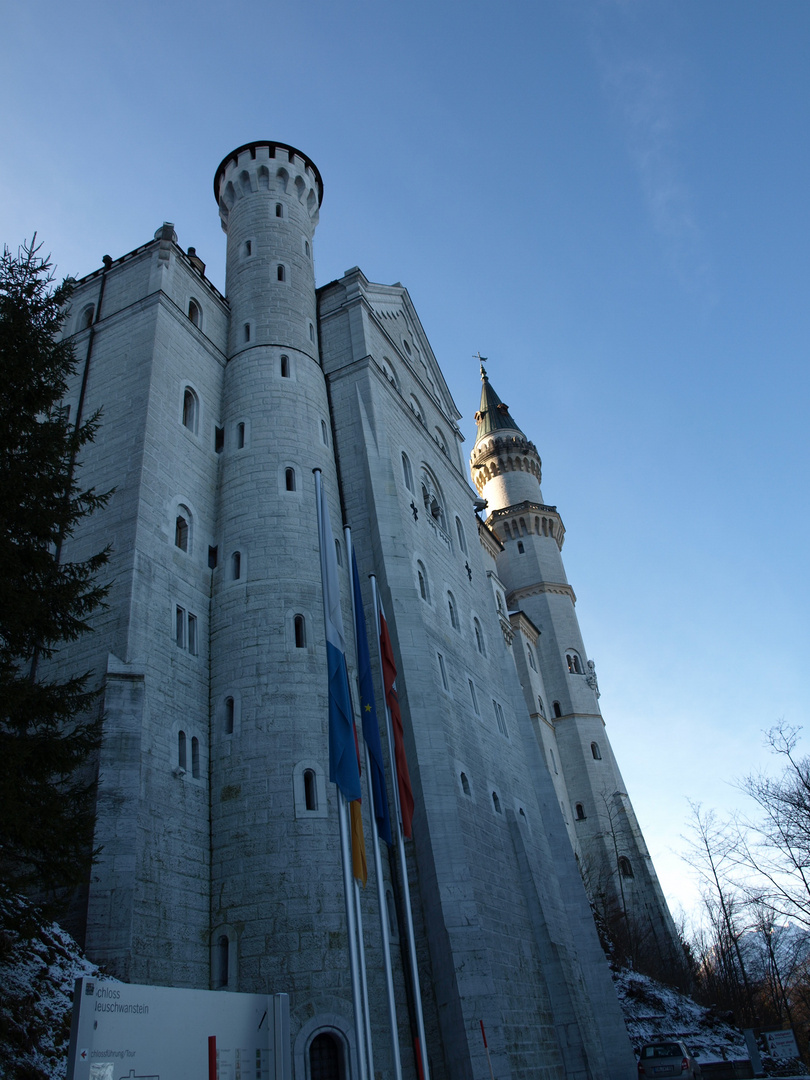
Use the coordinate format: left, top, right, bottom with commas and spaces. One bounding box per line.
352, 550, 393, 846
316, 477, 361, 802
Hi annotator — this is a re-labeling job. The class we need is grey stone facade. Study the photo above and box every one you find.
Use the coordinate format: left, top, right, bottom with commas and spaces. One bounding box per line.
52, 141, 681, 1080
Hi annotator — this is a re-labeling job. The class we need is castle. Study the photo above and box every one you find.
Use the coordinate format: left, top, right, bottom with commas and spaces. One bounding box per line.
57, 141, 682, 1080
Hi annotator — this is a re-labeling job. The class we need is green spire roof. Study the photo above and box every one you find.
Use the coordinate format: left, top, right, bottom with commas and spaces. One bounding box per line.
474, 364, 524, 439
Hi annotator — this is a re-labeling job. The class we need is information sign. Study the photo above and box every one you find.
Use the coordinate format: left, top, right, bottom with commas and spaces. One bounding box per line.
66, 978, 290, 1080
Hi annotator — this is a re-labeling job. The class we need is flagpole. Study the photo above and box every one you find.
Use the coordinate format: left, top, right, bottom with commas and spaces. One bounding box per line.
345, 530, 403, 1080
371, 576, 431, 1080
313, 469, 368, 1080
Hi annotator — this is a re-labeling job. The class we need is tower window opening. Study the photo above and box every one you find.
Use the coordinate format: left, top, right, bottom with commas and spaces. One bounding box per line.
244, 323, 251, 343
225, 696, 234, 735
402, 452, 414, 492
309, 1034, 341, 1080
244, 240, 252, 256
215, 426, 224, 453
468, 679, 480, 716
187, 299, 201, 328
208, 546, 218, 569
527, 645, 537, 671
437, 653, 449, 691
334, 538, 342, 566
280, 354, 290, 377
236, 422, 245, 449
80, 304, 95, 330
182, 387, 199, 432
175, 606, 185, 648
567, 652, 582, 674
517, 540, 525, 554
493, 700, 508, 737
553, 701, 562, 718
321, 419, 329, 445
277, 264, 286, 282
474, 618, 485, 656
275, 202, 283, 218
178, 730, 187, 771
455, 517, 467, 554
309, 322, 315, 342
537, 696, 544, 717
305, 239, 310, 257
191, 736, 200, 779
304, 769, 317, 811
619, 856, 634, 878
416, 561, 429, 602
447, 593, 459, 630
492, 791, 502, 814
591, 741, 602, 760
549, 748, 558, 774
231, 551, 241, 580
285, 468, 296, 491
294, 614, 306, 649
217, 935, 230, 988
175, 514, 189, 552
576, 803, 586, 820
187, 613, 198, 655
461, 772, 471, 796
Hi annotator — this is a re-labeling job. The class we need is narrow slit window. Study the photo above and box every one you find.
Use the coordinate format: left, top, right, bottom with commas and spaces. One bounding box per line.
236, 422, 245, 449
492, 791, 502, 814
244, 323, 251, 343
231, 551, 241, 580
334, 538, 342, 566
437, 653, 449, 691
309, 322, 315, 342
576, 803, 586, 820
175, 606, 185, 648
215, 426, 224, 453
294, 614, 306, 648
304, 769, 317, 811
208, 546, 218, 569
245, 240, 252, 256
187, 614, 198, 656
461, 773, 471, 796
321, 419, 328, 445
175, 515, 189, 551
178, 730, 187, 771
275, 203, 283, 218
591, 742, 602, 760
191, 737, 200, 779
285, 468, 296, 491
493, 700, 508, 737
280, 354, 290, 378
217, 935, 229, 988
474, 619, 485, 656
553, 701, 562, 718
468, 679, 479, 715
304, 240, 310, 257
402, 452, 414, 492
225, 697, 234, 735
182, 388, 198, 432
277, 264, 286, 282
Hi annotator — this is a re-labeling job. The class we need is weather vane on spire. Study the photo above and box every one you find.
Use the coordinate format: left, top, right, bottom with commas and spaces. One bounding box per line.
473, 351, 488, 377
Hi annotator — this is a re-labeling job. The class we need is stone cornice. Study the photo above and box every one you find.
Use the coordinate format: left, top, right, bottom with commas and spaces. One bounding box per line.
508, 581, 577, 605
508, 610, 541, 643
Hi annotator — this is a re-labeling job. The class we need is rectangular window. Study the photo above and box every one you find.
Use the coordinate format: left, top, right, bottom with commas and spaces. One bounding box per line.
493, 700, 508, 737
175, 606, 185, 648
187, 614, 198, 656
437, 653, 449, 691
468, 679, 480, 715
215, 426, 224, 453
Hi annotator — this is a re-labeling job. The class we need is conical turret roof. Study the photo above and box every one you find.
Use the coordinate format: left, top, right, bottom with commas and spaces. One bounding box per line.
474, 364, 524, 441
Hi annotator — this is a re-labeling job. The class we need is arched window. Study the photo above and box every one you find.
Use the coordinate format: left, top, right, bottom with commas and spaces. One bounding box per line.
188, 299, 201, 327
224, 697, 234, 735
447, 592, 459, 630
334, 538, 342, 566
576, 803, 586, 821
537, 696, 545, 717
80, 304, 94, 330
461, 772, 471, 796
175, 512, 189, 552
285, 468, 296, 491
409, 395, 424, 423
548, 748, 558, 774
468, 679, 480, 715
244, 323, 251, 343
231, 551, 241, 580
591, 742, 602, 760
178, 730, 187, 771
553, 701, 562, 718
236, 422, 245, 449
474, 618, 485, 656
304, 769, 317, 811
455, 517, 467, 554
182, 387, 198, 432
275, 202, 283, 218
492, 791, 502, 814
619, 856, 634, 878
309, 1033, 342, 1080
191, 736, 200, 779
244, 240, 252, 257
517, 540, 525, 554
294, 615, 306, 649
321, 419, 329, 445
217, 935, 230, 988
401, 452, 414, 492
527, 645, 537, 671
277, 264, 286, 282
420, 468, 445, 529
567, 652, 582, 674
281, 354, 290, 377
416, 561, 430, 602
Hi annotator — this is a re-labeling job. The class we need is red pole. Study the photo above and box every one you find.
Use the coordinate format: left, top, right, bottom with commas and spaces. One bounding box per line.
414, 1035, 425, 1080
208, 1035, 217, 1080
479, 1021, 496, 1080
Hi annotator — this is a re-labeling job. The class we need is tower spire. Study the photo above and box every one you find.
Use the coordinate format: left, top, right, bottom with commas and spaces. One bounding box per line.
474, 363, 524, 441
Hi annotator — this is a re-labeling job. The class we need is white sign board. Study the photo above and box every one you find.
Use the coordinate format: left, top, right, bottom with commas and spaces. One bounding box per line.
67, 977, 290, 1080
764, 1028, 799, 1060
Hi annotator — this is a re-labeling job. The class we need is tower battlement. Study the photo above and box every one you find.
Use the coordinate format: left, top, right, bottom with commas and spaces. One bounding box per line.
214, 141, 322, 233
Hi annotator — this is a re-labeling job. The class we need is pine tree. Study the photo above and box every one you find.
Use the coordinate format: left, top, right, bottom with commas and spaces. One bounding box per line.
0, 239, 110, 900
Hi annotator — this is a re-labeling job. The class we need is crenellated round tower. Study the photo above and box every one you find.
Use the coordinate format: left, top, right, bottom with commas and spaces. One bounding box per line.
208, 143, 353, 1011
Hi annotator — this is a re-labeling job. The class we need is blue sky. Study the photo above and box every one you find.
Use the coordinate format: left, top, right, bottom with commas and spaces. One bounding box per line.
3, 0, 809, 924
